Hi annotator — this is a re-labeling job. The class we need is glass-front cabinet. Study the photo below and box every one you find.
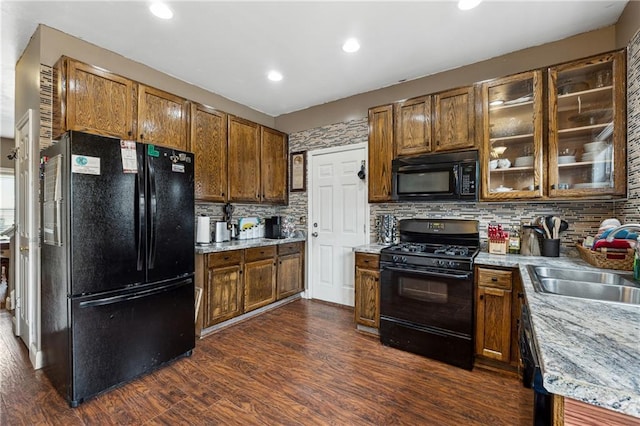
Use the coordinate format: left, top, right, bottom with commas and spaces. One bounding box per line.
548, 50, 626, 198
481, 71, 544, 200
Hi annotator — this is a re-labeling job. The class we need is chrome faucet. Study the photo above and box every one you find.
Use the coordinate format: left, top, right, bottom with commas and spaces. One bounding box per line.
605, 224, 640, 242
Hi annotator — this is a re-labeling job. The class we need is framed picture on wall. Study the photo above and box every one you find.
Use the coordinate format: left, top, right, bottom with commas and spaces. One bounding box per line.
290, 151, 306, 192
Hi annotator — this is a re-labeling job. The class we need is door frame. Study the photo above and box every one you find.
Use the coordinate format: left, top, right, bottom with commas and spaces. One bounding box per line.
14, 109, 43, 369
304, 142, 369, 301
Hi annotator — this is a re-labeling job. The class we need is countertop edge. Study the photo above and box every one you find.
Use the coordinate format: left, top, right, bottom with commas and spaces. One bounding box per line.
195, 237, 306, 254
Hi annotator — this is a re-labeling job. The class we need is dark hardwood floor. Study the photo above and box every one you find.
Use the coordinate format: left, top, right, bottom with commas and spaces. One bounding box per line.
0, 300, 533, 425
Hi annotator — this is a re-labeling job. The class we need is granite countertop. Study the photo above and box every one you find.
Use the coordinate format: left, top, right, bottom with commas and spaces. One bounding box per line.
353, 244, 640, 418
195, 236, 306, 254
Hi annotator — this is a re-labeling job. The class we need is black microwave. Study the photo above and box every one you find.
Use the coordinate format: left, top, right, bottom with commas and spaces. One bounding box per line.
392, 150, 478, 202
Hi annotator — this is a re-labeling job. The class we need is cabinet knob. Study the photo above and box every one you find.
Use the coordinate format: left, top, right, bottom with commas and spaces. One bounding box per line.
221, 192, 225, 197
491, 277, 498, 282
518, 292, 524, 299
479, 295, 484, 300
535, 185, 540, 190
127, 131, 132, 137
551, 184, 556, 190
140, 134, 144, 140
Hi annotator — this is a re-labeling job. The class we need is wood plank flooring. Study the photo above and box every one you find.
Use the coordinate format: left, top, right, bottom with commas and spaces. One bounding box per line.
0, 300, 533, 425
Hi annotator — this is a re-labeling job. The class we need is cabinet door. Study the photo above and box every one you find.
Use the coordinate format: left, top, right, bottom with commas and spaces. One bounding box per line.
354, 266, 380, 328
261, 126, 288, 204
277, 252, 303, 299
244, 258, 277, 312
54, 57, 135, 140
204, 264, 243, 327
190, 104, 227, 202
228, 116, 261, 203
395, 95, 432, 156
433, 86, 475, 152
475, 286, 512, 362
481, 71, 544, 200
368, 105, 394, 202
138, 85, 189, 150
548, 50, 626, 198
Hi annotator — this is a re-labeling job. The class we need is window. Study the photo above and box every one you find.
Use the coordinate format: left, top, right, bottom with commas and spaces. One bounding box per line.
0, 168, 15, 240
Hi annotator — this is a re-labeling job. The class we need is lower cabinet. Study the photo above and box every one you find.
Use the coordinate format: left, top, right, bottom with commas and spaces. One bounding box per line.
204, 250, 244, 328
354, 253, 380, 329
196, 242, 306, 333
277, 242, 305, 300
475, 266, 524, 368
244, 246, 277, 312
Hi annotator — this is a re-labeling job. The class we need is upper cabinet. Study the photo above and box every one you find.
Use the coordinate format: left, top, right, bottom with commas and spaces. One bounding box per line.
433, 86, 476, 152
481, 70, 544, 200
260, 127, 288, 204
137, 85, 189, 151
190, 103, 227, 202
53, 57, 135, 140
368, 105, 395, 203
394, 95, 432, 157
547, 50, 626, 198
228, 116, 261, 203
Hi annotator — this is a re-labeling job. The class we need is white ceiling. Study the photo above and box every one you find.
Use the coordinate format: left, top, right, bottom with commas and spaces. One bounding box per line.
0, 0, 629, 139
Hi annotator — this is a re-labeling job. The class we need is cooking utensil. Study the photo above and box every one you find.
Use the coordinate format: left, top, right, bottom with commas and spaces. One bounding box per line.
553, 216, 561, 239
559, 220, 569, 233
542, 218, 552, 239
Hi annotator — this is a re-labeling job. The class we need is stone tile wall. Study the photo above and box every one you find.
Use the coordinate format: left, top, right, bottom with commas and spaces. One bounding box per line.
616, 28, 640, 223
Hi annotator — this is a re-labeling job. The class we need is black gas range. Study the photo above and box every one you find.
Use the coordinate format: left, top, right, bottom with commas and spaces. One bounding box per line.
379, 218, 479, 370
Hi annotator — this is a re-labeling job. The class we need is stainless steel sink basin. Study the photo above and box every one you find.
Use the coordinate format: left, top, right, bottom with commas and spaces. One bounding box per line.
527, 265, 640, 305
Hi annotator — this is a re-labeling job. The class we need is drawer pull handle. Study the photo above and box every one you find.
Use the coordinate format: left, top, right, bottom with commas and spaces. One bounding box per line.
491, 277, 498, 282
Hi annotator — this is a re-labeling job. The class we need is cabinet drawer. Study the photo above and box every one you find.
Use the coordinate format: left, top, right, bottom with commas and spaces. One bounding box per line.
477, 268, 512, 290
208, 250, 243, 267
245, 245, 277, 262
278, 242, 302, 256
355, 253, 380, 269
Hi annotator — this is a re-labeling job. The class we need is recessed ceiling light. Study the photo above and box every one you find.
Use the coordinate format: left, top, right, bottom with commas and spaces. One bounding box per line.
267, 70, 283, 82
150, 2, 173, 19
458, 0, 482, 11
342, 38, 360, 53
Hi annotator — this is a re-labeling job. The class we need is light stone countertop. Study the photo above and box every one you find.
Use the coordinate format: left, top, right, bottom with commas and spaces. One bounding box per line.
354, 244, 640, 418
195, 236, 306, 254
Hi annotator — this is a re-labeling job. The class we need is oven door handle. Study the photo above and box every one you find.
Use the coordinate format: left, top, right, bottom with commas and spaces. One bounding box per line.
383, 265, 472, 281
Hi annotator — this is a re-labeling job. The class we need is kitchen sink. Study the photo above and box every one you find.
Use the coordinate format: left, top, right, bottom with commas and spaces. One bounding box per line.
527, 265, 640, 305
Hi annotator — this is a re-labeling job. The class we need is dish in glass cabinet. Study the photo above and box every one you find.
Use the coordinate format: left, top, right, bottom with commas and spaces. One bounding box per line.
568, 109, 612, 124
573, 182, 610, 189
493, 186, 513, 193
514, 156, 533, 167
558, 155, 576, 164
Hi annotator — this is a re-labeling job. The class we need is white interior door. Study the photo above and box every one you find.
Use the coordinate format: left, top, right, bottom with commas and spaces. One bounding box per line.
309, 144, 368, 306
14, 109, 42, 368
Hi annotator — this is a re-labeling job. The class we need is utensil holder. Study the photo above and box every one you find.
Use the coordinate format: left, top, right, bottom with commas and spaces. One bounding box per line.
542, 239, 560, 257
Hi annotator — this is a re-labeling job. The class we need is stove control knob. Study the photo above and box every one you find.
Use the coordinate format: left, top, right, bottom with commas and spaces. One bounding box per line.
448, 261, 456, 267
401, 256, 408, 263
437, 260, 445, 266
392, 255, 399, 262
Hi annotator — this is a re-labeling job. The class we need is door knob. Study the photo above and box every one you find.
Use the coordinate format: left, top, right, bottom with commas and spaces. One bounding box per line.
312, 232, 319, 237
20, 246, 29, 252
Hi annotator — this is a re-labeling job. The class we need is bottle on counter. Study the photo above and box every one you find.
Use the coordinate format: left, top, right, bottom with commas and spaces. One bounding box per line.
508, 225, 521, 255
634, 237, 639, 281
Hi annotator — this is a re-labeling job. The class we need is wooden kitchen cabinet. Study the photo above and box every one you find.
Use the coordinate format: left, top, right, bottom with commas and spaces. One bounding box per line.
261, 127, 288, 204
53, 57, 135, 140
190, 103, 227, 202
547, 50, 626, 198
228, 116, 261, 203
204, 250, 244, 328
354, 253, 380, 330
475, 267, 513, 363
243, 246, 277, 312
137, 84, 189, 150
276, 242, 305, 299
481, 70, 545, 200
368, 105, 395, 202
394, 95, 432, 157
433, 86, 476, 152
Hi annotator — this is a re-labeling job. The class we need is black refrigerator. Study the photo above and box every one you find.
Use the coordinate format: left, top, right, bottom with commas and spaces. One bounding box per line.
40, 131, 195, 407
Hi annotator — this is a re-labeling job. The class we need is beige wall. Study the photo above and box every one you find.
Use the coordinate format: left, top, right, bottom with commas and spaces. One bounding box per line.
38, 25, 276, 129
616, 0, 640, 48
1, 138, 15, 169
275, 27, 617, 134
15, 28, 42, 146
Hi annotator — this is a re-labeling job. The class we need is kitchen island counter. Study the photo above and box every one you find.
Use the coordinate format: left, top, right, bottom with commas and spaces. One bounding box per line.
477, 252, 640, 419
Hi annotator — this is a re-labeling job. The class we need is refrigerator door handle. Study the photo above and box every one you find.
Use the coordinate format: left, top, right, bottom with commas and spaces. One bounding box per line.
78, 279, 191, 308
136, 148, 145, 271
148, 157, 157, 269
